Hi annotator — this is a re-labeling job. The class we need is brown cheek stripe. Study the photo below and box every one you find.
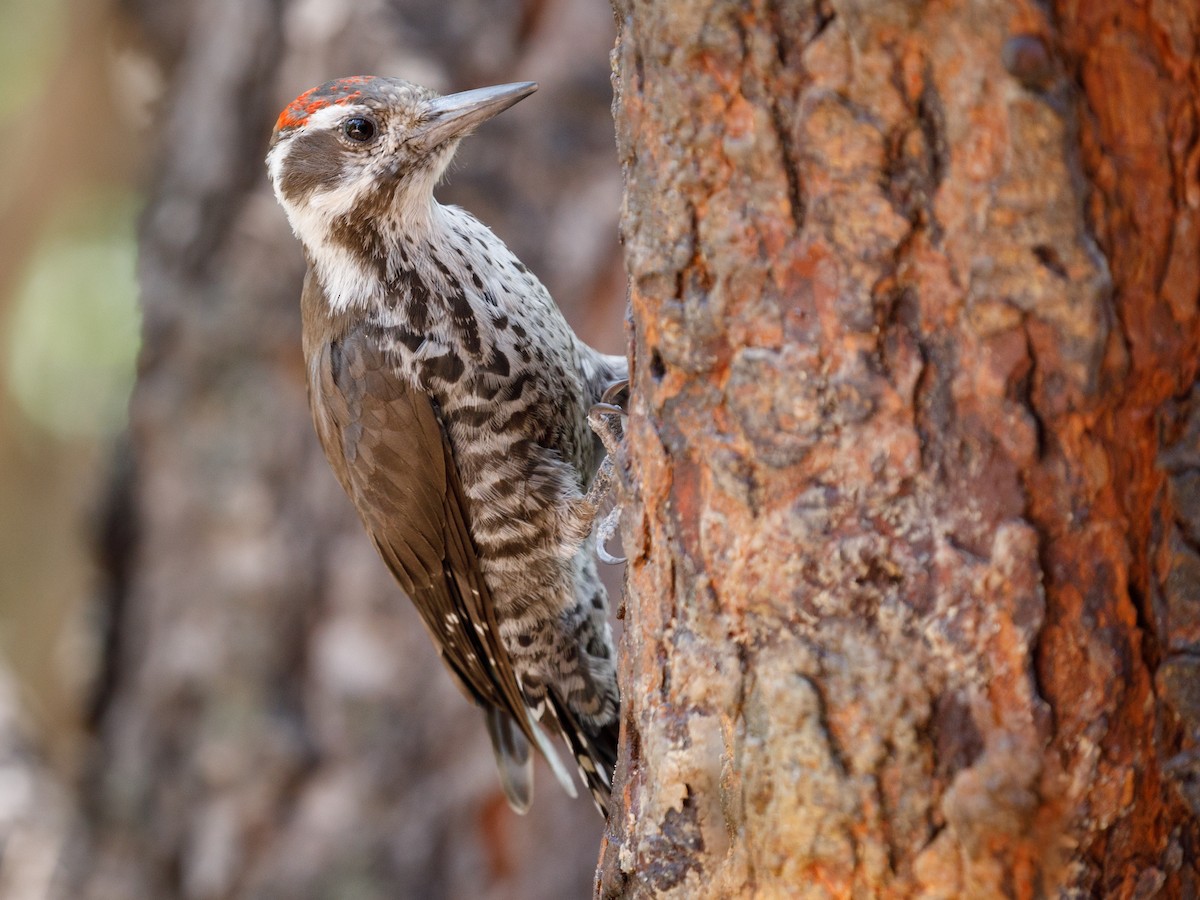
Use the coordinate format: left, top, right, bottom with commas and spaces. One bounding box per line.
278, 127, 349, 204
275, 75, 374, 131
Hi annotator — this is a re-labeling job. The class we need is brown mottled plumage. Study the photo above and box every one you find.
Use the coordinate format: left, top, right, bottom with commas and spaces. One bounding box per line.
268, 77, 623, 814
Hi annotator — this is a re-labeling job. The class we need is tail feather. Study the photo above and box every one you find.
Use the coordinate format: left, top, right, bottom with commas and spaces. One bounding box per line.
547, 692, 619, 817
484, 707, 533, 814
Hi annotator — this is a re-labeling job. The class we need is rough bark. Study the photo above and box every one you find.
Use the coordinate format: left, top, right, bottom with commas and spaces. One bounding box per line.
599, 0, 1200, 897
71, 1, 623, 898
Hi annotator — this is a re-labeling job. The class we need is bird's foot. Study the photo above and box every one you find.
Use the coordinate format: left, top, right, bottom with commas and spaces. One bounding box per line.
595, 504, 624, 565
585, 379, 629, 564
587, 380, 629, 462
562, 456, 614, 557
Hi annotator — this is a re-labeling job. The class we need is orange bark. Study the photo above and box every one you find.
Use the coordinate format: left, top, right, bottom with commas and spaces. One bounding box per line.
599, 1, 1200, 896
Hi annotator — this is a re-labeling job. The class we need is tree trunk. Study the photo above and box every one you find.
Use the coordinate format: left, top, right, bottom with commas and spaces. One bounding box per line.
599, 0, 1200, 897
71, 1, 623, 897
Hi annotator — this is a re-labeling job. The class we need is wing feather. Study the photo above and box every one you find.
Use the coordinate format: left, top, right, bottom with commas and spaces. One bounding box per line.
302, 275, 574, 800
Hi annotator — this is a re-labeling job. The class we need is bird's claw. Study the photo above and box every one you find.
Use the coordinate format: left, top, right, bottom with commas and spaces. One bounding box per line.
591, 380, 629, 422
588, 381, 628, 463
600, 379, 630, 408
585, 379, 629, 565
589, 401, 626, 419
595, 505, 625, 565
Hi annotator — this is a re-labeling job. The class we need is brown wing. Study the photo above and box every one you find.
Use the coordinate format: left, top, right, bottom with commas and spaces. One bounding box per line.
302, 275, 576, 802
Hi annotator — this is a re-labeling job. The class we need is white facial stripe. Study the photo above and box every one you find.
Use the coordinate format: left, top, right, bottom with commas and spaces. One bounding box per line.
267, 134, 378, 312
309, 175, 371, 217
303, 101, 366, 132
265, 141, 287, 193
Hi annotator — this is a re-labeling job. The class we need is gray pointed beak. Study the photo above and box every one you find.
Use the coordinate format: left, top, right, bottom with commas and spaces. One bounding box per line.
413, 82, 537, 150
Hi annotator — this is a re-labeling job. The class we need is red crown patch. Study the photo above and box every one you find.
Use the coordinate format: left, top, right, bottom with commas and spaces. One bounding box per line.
275, 76, 374, 131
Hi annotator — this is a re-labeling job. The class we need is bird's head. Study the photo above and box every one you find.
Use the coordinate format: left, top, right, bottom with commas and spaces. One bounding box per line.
267, 76, 536, 254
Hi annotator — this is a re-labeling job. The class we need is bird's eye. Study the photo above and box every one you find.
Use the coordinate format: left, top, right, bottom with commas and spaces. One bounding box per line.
342, 116, 377, 143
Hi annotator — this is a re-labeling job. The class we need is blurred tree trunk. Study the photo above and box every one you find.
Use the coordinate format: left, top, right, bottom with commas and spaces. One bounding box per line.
69, 1, 623, 898
599, 0, 1200, 897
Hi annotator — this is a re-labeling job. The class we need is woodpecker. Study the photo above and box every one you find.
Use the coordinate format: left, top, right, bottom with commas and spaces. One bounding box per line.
267, 76, 624, 814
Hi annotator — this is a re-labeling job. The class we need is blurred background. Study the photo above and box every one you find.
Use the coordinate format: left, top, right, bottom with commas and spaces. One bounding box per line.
0, 0, 624, 896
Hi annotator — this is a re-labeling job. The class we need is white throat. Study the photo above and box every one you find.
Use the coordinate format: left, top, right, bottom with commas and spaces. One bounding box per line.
268, 138, 444, 314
